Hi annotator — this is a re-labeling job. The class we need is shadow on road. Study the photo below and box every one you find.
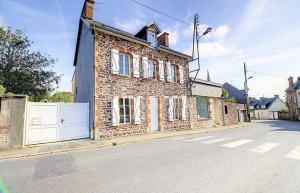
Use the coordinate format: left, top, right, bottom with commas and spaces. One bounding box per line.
253, 120, 300, 132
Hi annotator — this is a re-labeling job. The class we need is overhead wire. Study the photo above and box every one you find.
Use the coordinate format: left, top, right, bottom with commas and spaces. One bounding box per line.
131, 0, 287, 78
149, 0, 188, 19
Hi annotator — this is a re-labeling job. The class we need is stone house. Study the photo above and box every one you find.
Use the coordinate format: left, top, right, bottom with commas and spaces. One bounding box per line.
222, 102, 246, 125
73, 0, 192, 139
250, 96, 285, 119
189, 78, 222, 128
285, 76, 300, 120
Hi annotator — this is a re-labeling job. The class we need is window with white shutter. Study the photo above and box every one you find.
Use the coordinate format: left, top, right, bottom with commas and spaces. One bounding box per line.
133, 54, 139, 78
111, 49, 119, 75
179, 66, 183, 84
166, 62, 171, 82
142, 57, 149, 78
168, 98, 173, 121
181, 96, 186, 120
134, 97, 141, 124
119, 54, 130, 76
159, 61, 164, 81
111, 96, 119, 126
148, 60, 156, 79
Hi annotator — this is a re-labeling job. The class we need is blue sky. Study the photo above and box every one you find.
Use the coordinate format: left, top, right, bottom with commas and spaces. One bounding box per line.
1, 0, 299, 99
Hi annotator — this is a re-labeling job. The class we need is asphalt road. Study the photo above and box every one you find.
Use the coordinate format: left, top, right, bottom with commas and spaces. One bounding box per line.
1, 120, 300, 193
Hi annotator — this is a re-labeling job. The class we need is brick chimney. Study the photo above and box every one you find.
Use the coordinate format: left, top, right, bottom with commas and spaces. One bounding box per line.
158, 32, 169, 47
288, 76, 294, 87
82, 0, 94, 20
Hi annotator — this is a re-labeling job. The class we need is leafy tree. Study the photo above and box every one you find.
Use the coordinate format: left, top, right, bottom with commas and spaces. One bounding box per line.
0, 84, 13, 98
0, 27, 61, 97
222, 88, 229, 98
28, 91, 51, 102
0, 85, 5, 95
280, 108, 289, 113
50, 91, 71, 103
225, 97, 236, 103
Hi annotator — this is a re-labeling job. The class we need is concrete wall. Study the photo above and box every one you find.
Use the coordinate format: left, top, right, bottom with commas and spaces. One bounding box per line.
0, 97, 26, 148
254, 110, 269, 119
74, 22, 95, 130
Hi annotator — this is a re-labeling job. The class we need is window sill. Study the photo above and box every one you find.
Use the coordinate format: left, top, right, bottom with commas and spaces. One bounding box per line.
197, 117, 212, 121
117, 123, 136, 128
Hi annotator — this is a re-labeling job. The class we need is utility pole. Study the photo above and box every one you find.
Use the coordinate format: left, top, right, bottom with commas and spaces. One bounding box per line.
244, 62, 251, 122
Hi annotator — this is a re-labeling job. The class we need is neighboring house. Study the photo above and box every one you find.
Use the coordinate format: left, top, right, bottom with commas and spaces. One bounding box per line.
223, 82, 247, 104
285, 76, 300, 120
189, 78, 222, 128
250, 95, 285, 119
73, 0, 192, 139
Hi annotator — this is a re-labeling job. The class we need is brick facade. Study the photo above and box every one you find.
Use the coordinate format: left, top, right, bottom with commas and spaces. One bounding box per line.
93, 32, 190, 138
221, 102, 246, 125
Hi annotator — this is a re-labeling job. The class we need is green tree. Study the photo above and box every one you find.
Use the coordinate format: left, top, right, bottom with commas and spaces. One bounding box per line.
225, 97, 236, 103
28, 91, 51, 102
0, 27, 61, 97
0, 85, 5, 95
222, 88, 229, 98
50, 91, 71, 103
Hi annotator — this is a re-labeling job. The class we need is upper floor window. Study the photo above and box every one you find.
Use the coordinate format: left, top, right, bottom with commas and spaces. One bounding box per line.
119, 54, 130, 76
148, 31, 156, 47
148, 60, 156, 79
171, 65, 177, 82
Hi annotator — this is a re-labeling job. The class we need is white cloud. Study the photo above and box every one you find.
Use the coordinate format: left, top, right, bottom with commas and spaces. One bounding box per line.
211, 25, 230, 40
0, 0, 76, 30
161, 22, 180, 46
0, 15, 4, 26
114, 18, 145, 34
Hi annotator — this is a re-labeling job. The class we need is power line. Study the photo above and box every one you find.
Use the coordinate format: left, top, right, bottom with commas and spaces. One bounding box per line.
132, 0, 286, 79
132, 0, 191, 25
149, 0, 188, 19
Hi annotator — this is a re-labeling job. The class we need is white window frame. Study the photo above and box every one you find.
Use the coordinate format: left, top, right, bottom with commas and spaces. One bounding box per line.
119, 54, 130, 76
171, 65, 177, 83
119, 98, 131, 124
296, 108, 299, 115
148, 60, 156, 79
147, 30, 156, 47
173, 98, 179, 120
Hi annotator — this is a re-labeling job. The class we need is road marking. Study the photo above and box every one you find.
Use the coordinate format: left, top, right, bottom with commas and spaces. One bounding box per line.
221, 139, 253, 148
267, 131, 300, 135
248, 142, 279, 153
172, 136, 189, 140
286, 146, 300, 160
201, 137, 230, 144
184, 136, 213, 142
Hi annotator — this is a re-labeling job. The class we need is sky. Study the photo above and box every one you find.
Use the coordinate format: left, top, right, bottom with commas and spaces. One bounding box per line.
0, 0, 299, 100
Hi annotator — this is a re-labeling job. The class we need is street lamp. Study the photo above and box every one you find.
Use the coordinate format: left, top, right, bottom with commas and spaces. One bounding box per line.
202, 27, 212, 36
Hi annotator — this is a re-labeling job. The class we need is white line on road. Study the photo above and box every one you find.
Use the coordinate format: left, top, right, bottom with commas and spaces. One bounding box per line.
248, 142, 279, 153
184, 136, 213, 142
285, 146, 300, 160
267, 131, 300, 135
201, 138, 231, 144
172, 136, 189, 140
221, 139, 253, 148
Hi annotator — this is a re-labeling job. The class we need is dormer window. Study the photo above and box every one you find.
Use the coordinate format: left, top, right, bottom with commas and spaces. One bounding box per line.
147, 30, 156, 47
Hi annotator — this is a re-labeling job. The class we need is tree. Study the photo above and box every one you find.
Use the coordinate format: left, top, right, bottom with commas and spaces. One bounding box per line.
50, 92, 71, 103
0, 85, 5, 95
0, 27, 61, 97
222, 88, 229, 98
225, 97, 236, 103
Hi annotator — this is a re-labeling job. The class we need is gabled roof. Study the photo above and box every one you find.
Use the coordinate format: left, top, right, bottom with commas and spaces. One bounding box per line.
135, 21, 162, 37
250, 97, 276, 109
223, 82, 247, 104
285, 76, 300, 92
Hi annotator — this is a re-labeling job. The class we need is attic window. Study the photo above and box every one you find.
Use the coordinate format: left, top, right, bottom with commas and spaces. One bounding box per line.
147, 30, 156, 47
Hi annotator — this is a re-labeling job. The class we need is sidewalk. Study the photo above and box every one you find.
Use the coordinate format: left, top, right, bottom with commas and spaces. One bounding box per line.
0, 122, 256, 160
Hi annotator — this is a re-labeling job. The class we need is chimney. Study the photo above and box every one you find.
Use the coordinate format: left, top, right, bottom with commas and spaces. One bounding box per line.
158, 32, 169, 47
82, 0, 94, 20
288, 76, 294, 87
260, 97, 265, 101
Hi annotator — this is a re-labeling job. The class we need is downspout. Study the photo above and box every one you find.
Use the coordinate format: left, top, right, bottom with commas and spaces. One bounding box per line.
92, 21, 96, 140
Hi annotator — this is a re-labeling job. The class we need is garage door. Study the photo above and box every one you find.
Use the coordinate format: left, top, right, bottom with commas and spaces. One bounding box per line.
25, 102, 89, 145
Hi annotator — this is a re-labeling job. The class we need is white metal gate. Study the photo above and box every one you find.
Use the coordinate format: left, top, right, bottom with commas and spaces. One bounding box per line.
25, 102, 89, 145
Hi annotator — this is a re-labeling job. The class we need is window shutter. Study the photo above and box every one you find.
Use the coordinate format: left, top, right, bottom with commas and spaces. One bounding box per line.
142, 56, 149, 78
111, 96, 119, 126
111, 49, 119, 74
134, 97, 141, 124
181, 96, 186, 120
159, 61, 164, 81
133, 54, 139, 78
166, 62, 171, 82
168, 98, 173, 121
179, 66, 184, 84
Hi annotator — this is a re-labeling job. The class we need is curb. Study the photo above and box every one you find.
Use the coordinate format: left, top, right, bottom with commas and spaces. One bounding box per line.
0, 123, 256, 160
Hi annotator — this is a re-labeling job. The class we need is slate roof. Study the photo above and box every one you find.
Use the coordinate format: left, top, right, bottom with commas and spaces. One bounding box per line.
250, 97, 276, 110
285, 76, 300, 92
223, 82, 247, 104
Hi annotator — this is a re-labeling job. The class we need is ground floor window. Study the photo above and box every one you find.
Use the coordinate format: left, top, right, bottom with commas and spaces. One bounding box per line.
173, 98, 180, 120
196, 96, 209, 118
119, 98, 131, 123
296, 108, 299, 115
